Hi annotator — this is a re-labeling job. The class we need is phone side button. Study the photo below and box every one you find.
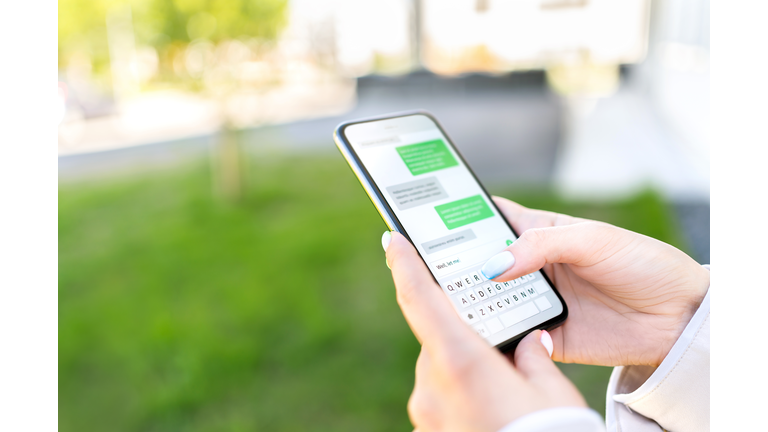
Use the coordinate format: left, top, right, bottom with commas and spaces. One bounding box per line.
499, 302, 539, 328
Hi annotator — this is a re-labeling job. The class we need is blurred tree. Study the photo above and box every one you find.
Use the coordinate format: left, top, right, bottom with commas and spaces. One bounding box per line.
59, 0, 289, 202
59, 0, 287, 74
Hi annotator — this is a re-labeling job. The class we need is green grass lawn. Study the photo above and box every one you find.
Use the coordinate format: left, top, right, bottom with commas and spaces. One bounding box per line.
59, 154, 689, 431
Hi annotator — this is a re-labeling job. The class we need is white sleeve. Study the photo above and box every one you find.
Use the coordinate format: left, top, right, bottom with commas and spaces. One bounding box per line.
497, 265, 710, 432
605, 265, 711, 432
497, 407, 606, 432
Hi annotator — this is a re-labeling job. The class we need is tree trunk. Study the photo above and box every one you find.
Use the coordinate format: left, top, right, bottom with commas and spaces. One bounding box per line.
211, 124, 245, 203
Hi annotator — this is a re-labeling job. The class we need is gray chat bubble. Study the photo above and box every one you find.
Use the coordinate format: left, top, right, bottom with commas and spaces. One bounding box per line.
386, 176, 448, 211
421, 229, 477, 255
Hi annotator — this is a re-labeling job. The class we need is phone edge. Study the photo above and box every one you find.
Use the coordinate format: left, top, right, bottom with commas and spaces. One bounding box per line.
332, 109, 568, 354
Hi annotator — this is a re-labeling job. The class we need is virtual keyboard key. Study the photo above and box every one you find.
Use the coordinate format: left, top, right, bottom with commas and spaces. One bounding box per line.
444, 282, 457, 293
517, 288, 530, 301
492, 297, 506, 312
483, 301, 498, 316
500, 302, 539, 327
486, 317, 504, 334
461, 309, 480, 324
535, 296, 552, 311
473, 323, 490, 338
532, 280, 550, 293
470, 272, 483, 284
475, 287, 488, 301
492, 282, 505, 294
456, 293, 471, 308
467, 291, 480, 304
453, 278, 468, 291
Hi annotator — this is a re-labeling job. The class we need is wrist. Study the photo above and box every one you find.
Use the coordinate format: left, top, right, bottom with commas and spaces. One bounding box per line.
653, 264, 710, 366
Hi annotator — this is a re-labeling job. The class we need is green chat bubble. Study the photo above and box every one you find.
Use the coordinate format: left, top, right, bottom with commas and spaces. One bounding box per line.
395, 139, 459, 176
435, 195, 494, 230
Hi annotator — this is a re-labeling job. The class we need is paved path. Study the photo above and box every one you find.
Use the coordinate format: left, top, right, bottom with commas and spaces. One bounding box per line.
58, 71, 710, 263
59, 72, 563, 189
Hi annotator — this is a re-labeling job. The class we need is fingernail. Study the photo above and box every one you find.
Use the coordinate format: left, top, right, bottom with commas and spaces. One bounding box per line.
540, 330, 554, 357
480, 251, 515, 279
381, 231, 392, 251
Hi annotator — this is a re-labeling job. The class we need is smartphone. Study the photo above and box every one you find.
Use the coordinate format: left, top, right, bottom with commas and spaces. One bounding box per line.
333, 110, 567, 353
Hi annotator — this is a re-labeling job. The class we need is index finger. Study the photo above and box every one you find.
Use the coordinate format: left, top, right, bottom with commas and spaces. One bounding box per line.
385, 232, 481, 352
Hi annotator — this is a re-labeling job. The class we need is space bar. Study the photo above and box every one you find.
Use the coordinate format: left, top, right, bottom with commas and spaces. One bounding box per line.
500, 302, 539, 327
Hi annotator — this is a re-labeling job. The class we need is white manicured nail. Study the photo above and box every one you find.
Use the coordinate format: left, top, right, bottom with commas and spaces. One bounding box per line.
540, 330, 554, 357
480, 251, 515, 279
381, 231, 392, 251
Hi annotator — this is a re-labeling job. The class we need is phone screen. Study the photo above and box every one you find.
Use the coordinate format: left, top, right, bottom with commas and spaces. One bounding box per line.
340, 113, 565, 348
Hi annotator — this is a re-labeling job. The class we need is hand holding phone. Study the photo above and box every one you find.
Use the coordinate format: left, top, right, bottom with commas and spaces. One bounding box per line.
383, 230, 589, 432
488, 197, 710, 367
334, 110, 710, 430
334, 111, 568, 352
383, 201, 709, 430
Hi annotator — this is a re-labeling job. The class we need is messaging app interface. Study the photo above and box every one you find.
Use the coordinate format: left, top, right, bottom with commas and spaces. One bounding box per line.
345, 114, 563, 346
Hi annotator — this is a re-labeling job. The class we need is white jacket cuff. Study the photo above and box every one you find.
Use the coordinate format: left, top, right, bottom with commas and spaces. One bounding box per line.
606, 265, 710, 432
497, 407, 606, 432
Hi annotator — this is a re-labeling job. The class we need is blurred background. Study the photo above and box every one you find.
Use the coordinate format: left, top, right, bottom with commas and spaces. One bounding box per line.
59, 0, 709, 430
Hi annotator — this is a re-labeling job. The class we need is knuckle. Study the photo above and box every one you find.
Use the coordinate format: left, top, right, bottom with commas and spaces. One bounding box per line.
519, 227, 549, 247
415, 348, 430, 372
406, 391, 422, 417
581, 220, 609, 233
591, 220, 616, 233
407, 390, 434, 428
553, 212, 574, 226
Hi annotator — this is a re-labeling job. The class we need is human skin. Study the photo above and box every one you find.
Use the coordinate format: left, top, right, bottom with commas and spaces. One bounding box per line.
382, 197, 709, 430
486, 197, 710, 367
385, 231, 586, 432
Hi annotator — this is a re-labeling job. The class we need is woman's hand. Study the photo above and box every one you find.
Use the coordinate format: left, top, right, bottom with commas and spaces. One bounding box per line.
384, 232, 587, 432
484, 197, 710, 367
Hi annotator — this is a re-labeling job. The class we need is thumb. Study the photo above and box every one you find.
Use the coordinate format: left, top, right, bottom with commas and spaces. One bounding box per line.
514, 330, 587, 407
513, 330, 556, 375
515, 330, 587, 406
481, 221, 619, 281
384, 231, 476, 351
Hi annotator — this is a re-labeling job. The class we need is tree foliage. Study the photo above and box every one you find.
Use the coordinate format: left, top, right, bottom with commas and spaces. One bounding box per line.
59, 0, 289, 77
